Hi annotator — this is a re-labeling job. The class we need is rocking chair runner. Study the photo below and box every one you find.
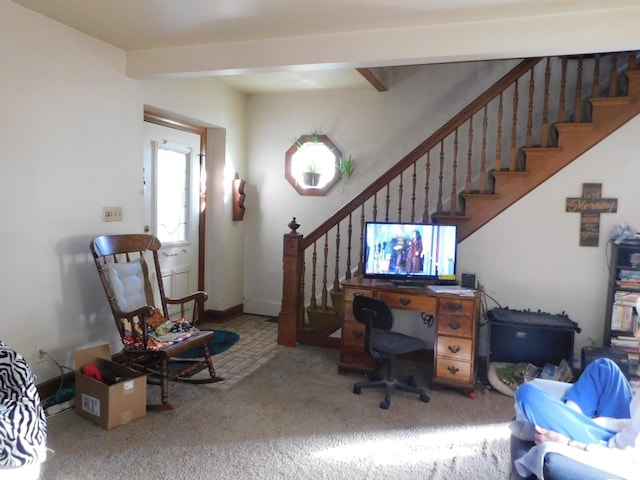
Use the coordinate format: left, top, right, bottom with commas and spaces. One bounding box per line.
90, 234, 223, 411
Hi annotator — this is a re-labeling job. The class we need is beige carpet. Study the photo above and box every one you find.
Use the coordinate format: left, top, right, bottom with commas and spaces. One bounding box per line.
41, 344, 515, 479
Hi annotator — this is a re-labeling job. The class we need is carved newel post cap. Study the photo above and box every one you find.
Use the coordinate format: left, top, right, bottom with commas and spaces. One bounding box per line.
288, 217, 300, 233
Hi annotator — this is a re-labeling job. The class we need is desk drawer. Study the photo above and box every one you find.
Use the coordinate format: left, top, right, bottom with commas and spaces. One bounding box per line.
435, 335, 473, 362
438, 298, 475, 316
341, 320, 366, 344
340, 343, 373, 367
343, 288, 374, 302
376, 291, 437, 312
437, 314, 474, 337
435, 357, 473, 383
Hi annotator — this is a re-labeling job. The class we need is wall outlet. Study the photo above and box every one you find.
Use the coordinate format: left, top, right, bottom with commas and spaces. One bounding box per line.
103, 206, 123, 222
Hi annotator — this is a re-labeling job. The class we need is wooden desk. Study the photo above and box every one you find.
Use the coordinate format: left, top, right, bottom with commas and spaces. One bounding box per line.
339, 277, 480, 397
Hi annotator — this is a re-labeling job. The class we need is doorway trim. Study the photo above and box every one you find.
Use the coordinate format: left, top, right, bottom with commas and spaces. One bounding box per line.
144, 110, 207, 300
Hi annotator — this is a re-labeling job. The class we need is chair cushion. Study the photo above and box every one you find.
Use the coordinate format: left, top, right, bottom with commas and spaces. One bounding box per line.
107, 260, 148, 312
0, 342, 47, 468
371, 331, 426, 356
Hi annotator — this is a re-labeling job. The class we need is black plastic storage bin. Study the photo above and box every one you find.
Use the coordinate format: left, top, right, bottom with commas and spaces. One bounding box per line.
488, 308, 581, 366
581, 346, 630, 377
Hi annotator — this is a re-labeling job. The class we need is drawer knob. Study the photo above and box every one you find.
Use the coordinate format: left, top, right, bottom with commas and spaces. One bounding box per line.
399, 297, 411, 306
352, 351, 362, 358
352, 330, 363, 338
448, 344, 461, 354
448, 321, 461, 330
447, 365, 460, 374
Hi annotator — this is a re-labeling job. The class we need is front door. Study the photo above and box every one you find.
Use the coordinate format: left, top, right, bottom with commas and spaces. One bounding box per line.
143, 121, 202, 318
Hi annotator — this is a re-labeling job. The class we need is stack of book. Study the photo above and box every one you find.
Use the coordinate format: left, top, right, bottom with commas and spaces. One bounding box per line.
609, 288, 639, 367
610, 291, 639, 332
616, 270, 640, 290
610, 335, 640, 366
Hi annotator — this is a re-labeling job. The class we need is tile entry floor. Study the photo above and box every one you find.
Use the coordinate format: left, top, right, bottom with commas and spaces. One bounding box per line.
200, 314, 282, 390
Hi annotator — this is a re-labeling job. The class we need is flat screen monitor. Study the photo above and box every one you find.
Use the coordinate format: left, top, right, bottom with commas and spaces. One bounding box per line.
363, 221, 458, 286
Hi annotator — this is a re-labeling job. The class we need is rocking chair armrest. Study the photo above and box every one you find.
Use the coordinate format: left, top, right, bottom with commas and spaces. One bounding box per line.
113, 305, 156, 319
165, 291, 208, 305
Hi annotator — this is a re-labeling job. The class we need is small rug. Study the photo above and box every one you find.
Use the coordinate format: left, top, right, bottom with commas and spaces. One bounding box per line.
176, 330, 240, 359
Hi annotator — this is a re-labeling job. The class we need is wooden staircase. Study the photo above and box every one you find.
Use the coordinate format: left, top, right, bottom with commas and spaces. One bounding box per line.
278, 53, 640, 348
435, 72, 640, 239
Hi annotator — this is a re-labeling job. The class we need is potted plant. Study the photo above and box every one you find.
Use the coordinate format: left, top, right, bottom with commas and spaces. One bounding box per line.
303, 160, 321, 187
339, 154, 356, 179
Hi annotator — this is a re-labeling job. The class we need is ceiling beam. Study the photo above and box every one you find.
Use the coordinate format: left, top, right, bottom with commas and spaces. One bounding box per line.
356, 68, 388, 92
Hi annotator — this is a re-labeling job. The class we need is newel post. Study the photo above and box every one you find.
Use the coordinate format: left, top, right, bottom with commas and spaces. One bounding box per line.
278, 217, 304, 345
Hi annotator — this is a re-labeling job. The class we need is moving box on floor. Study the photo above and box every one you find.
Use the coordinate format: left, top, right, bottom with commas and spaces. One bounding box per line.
74, 344, 147, 430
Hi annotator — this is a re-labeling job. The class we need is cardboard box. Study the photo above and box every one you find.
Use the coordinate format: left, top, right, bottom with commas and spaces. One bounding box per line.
74, 344, 147, 430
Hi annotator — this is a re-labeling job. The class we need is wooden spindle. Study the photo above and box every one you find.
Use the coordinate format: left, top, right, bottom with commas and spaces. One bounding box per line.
592, 54, 600, 98
345, 214, 353, 281
466, 116, 474, 193
410, 163, 417, 223
437, 141, 444, 214
628, 51, 637, 70
384, 184, 390, 221
559, 57, 567, 122
450, 129, 459, 214
495, 93, 503, 171
333, 223, 341, 293
357, 206, 365, 275
372, 193, 378, 222
541, 58, 550, 147
509, 79, 519, 171
480, 108, 487, 192
397, 172, 404, 222
321, 233, 329, 309
423, 151, 431, 223
609, 52, 618, 97
309, 242, 317, 310
526, 67, 534, 147
574, 56, 583, 122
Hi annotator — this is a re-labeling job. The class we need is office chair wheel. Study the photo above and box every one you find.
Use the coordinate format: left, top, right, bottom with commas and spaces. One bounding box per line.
353, 385, 362, 395
379, 396, 390, 409
420, 393, 430, 403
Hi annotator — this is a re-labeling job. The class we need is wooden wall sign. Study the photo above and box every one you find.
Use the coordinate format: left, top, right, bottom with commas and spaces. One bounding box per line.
566, 183, 617, 247
232, 172, 246, 221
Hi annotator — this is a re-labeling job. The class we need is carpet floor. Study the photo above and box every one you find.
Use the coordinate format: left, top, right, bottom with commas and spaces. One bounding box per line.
42, 343, 515, 480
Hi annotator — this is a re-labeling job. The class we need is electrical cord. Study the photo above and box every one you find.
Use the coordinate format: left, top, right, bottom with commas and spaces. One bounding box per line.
40, 350, 74, 410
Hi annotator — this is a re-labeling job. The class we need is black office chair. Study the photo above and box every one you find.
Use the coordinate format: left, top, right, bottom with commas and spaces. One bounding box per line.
352, 295, 431, 409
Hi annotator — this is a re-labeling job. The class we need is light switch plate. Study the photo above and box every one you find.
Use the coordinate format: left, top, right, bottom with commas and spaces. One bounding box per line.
103, 206, 123, 222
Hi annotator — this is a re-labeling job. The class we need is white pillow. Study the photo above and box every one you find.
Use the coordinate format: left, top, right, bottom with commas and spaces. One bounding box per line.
107, 260, 148, 312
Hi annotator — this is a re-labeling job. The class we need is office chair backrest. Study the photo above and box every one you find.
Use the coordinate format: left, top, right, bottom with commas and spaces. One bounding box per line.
353, 295, 394, 331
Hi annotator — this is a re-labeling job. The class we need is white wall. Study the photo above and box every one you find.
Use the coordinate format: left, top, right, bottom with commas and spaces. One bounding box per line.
244, 60, 519, 315
0, 2, 246, 383
244, 59, 640, 364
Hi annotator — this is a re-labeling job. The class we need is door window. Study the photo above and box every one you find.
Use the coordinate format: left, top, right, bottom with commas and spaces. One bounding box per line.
154, 142, 191, 244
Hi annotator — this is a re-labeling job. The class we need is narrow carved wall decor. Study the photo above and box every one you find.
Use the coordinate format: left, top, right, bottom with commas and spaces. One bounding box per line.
232, 172, 246, 221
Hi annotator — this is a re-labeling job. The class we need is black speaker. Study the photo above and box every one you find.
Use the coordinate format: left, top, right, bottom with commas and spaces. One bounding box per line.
461, 273, 476, 289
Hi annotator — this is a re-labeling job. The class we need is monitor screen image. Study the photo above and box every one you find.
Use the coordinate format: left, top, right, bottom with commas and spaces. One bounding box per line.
363, 222, 458, 284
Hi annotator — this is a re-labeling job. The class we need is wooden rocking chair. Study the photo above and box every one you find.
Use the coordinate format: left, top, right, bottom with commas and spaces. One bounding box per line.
90, 234, 223, 411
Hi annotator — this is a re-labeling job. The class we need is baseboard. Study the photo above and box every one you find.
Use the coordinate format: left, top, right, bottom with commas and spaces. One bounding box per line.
203, 303, 243, 323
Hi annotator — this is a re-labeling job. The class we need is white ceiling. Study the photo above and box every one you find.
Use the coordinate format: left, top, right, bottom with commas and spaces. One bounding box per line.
10, 0, 640, 93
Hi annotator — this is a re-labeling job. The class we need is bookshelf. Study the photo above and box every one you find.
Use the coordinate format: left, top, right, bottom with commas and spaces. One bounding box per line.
604, 239, 640, 376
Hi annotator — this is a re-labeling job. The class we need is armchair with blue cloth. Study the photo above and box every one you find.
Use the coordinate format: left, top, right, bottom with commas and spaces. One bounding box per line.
509, 358, 638, 480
